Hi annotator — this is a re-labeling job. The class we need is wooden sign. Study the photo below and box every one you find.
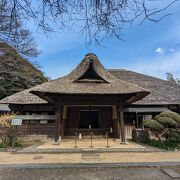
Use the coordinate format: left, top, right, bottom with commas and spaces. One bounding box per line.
11, 118, 22, 126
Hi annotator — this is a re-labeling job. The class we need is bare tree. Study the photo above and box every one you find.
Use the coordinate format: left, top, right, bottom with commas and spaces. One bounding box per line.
0, 0, 179, 45
0, 0, 39, 57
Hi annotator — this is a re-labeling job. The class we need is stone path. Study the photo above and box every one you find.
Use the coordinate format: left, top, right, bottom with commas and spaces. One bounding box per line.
0, 166, 177, 180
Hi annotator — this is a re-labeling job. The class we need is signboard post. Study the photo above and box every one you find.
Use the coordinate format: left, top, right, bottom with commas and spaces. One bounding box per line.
11, 118, 22, 148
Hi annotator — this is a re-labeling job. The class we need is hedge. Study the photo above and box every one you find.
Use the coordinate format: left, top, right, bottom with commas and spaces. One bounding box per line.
144, 119, 164, 130
156, 117, 178, 128
160, 111, 180, 124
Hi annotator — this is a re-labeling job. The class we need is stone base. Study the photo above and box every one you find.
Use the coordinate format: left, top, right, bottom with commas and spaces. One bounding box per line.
53, 142, 60, 145
132, 129, 150, 143
120, 141, 128, 145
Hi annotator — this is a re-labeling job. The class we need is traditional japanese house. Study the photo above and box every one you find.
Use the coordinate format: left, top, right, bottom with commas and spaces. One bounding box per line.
0, 53, 180, 142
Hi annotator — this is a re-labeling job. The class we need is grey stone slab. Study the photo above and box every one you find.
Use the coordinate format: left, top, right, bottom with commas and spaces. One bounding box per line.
81, 153, 100, 161
162, 168, 180, 178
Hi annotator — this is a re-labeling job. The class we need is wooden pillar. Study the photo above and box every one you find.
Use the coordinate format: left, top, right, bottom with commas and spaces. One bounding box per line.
61, 105, 67, 137
55, 104, 62, 142
136, 112, 139, 128
116, 105, 120, 138
117, 104, 126, 144
142, 115, 144, 130
112, 105, 118, 138
120, 110, 126, 143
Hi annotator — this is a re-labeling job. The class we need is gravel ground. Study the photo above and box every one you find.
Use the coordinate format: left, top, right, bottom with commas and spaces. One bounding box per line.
0, 152, 180, 164
0, 167, 175, 180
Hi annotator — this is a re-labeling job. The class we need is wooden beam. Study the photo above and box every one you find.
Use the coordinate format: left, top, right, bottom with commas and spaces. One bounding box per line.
32, 91, 54, 104
47, 94, 125, 106
15, 115, 56, 120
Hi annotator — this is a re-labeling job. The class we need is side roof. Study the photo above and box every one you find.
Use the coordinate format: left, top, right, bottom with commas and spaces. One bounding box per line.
0, 88, 47, 104
109, 69, 180, 105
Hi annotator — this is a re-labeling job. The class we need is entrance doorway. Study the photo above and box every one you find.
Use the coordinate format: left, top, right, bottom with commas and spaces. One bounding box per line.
79, 110, 99, 128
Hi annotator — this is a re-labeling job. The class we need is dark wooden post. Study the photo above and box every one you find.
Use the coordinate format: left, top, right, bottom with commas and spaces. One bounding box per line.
61, 105, 67, 137
55, 104, 62, 142
117, 104, 126, 144
116, 111, 120, 139
120, 110, 126, 144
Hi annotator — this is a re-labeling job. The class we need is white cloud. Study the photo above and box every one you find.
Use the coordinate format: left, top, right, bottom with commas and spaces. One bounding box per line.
127, 51, 180, 79
155, 47, 164, 54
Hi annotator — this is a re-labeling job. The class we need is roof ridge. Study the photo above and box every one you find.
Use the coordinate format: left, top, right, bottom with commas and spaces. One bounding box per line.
108, 68, 180, 85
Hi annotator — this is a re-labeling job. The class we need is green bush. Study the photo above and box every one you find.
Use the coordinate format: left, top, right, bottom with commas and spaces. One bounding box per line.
156, 117, 178, 128
168, 130, 180, 143
144, 119, 164, 130
160, 111, 180, 124
146, 139, 180, 150
144, 112, 180, 150
154, 115, 161, 120
0, 143, 8, 148
14, 142, 23, 148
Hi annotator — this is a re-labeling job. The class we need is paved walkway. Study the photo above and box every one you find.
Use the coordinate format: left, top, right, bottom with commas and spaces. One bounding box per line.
0, 166, 177, 180
0, 152, 180, 165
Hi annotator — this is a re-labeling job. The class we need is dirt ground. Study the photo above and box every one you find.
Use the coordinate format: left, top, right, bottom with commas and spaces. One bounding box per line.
0, 152, 180, 164
0, 167, 177, 180
37, 138, 145, 149
17, 137, 45, 147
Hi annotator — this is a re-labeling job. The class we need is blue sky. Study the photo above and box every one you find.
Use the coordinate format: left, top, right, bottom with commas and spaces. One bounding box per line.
28, 1, 180, 80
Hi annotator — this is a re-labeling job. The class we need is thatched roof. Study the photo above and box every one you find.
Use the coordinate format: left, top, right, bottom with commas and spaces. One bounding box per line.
1, 65, 180, 106
0, 54, 149, 105
0, 88, 47, 104
109, 69, 180, 105
30, 54, 149, 97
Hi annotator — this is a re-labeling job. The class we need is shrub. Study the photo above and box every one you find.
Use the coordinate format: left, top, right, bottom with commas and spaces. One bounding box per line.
0, 113, 16, 147
156, 117, 178, 128
168, 130, 180, 143
154, 115, 161, 120
0, 113, 14, 128
146, 139, 180, 150
144, 119, 164, 130
0, 143, 8, 148
160, 111, 180, 124
144, 112, 180, 150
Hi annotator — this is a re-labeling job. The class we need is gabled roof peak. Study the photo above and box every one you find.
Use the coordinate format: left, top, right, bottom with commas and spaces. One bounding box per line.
85, 53, 97, 57
75, 55, 107, 83
28, 54, 149, 99
66, 53, 112, 83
